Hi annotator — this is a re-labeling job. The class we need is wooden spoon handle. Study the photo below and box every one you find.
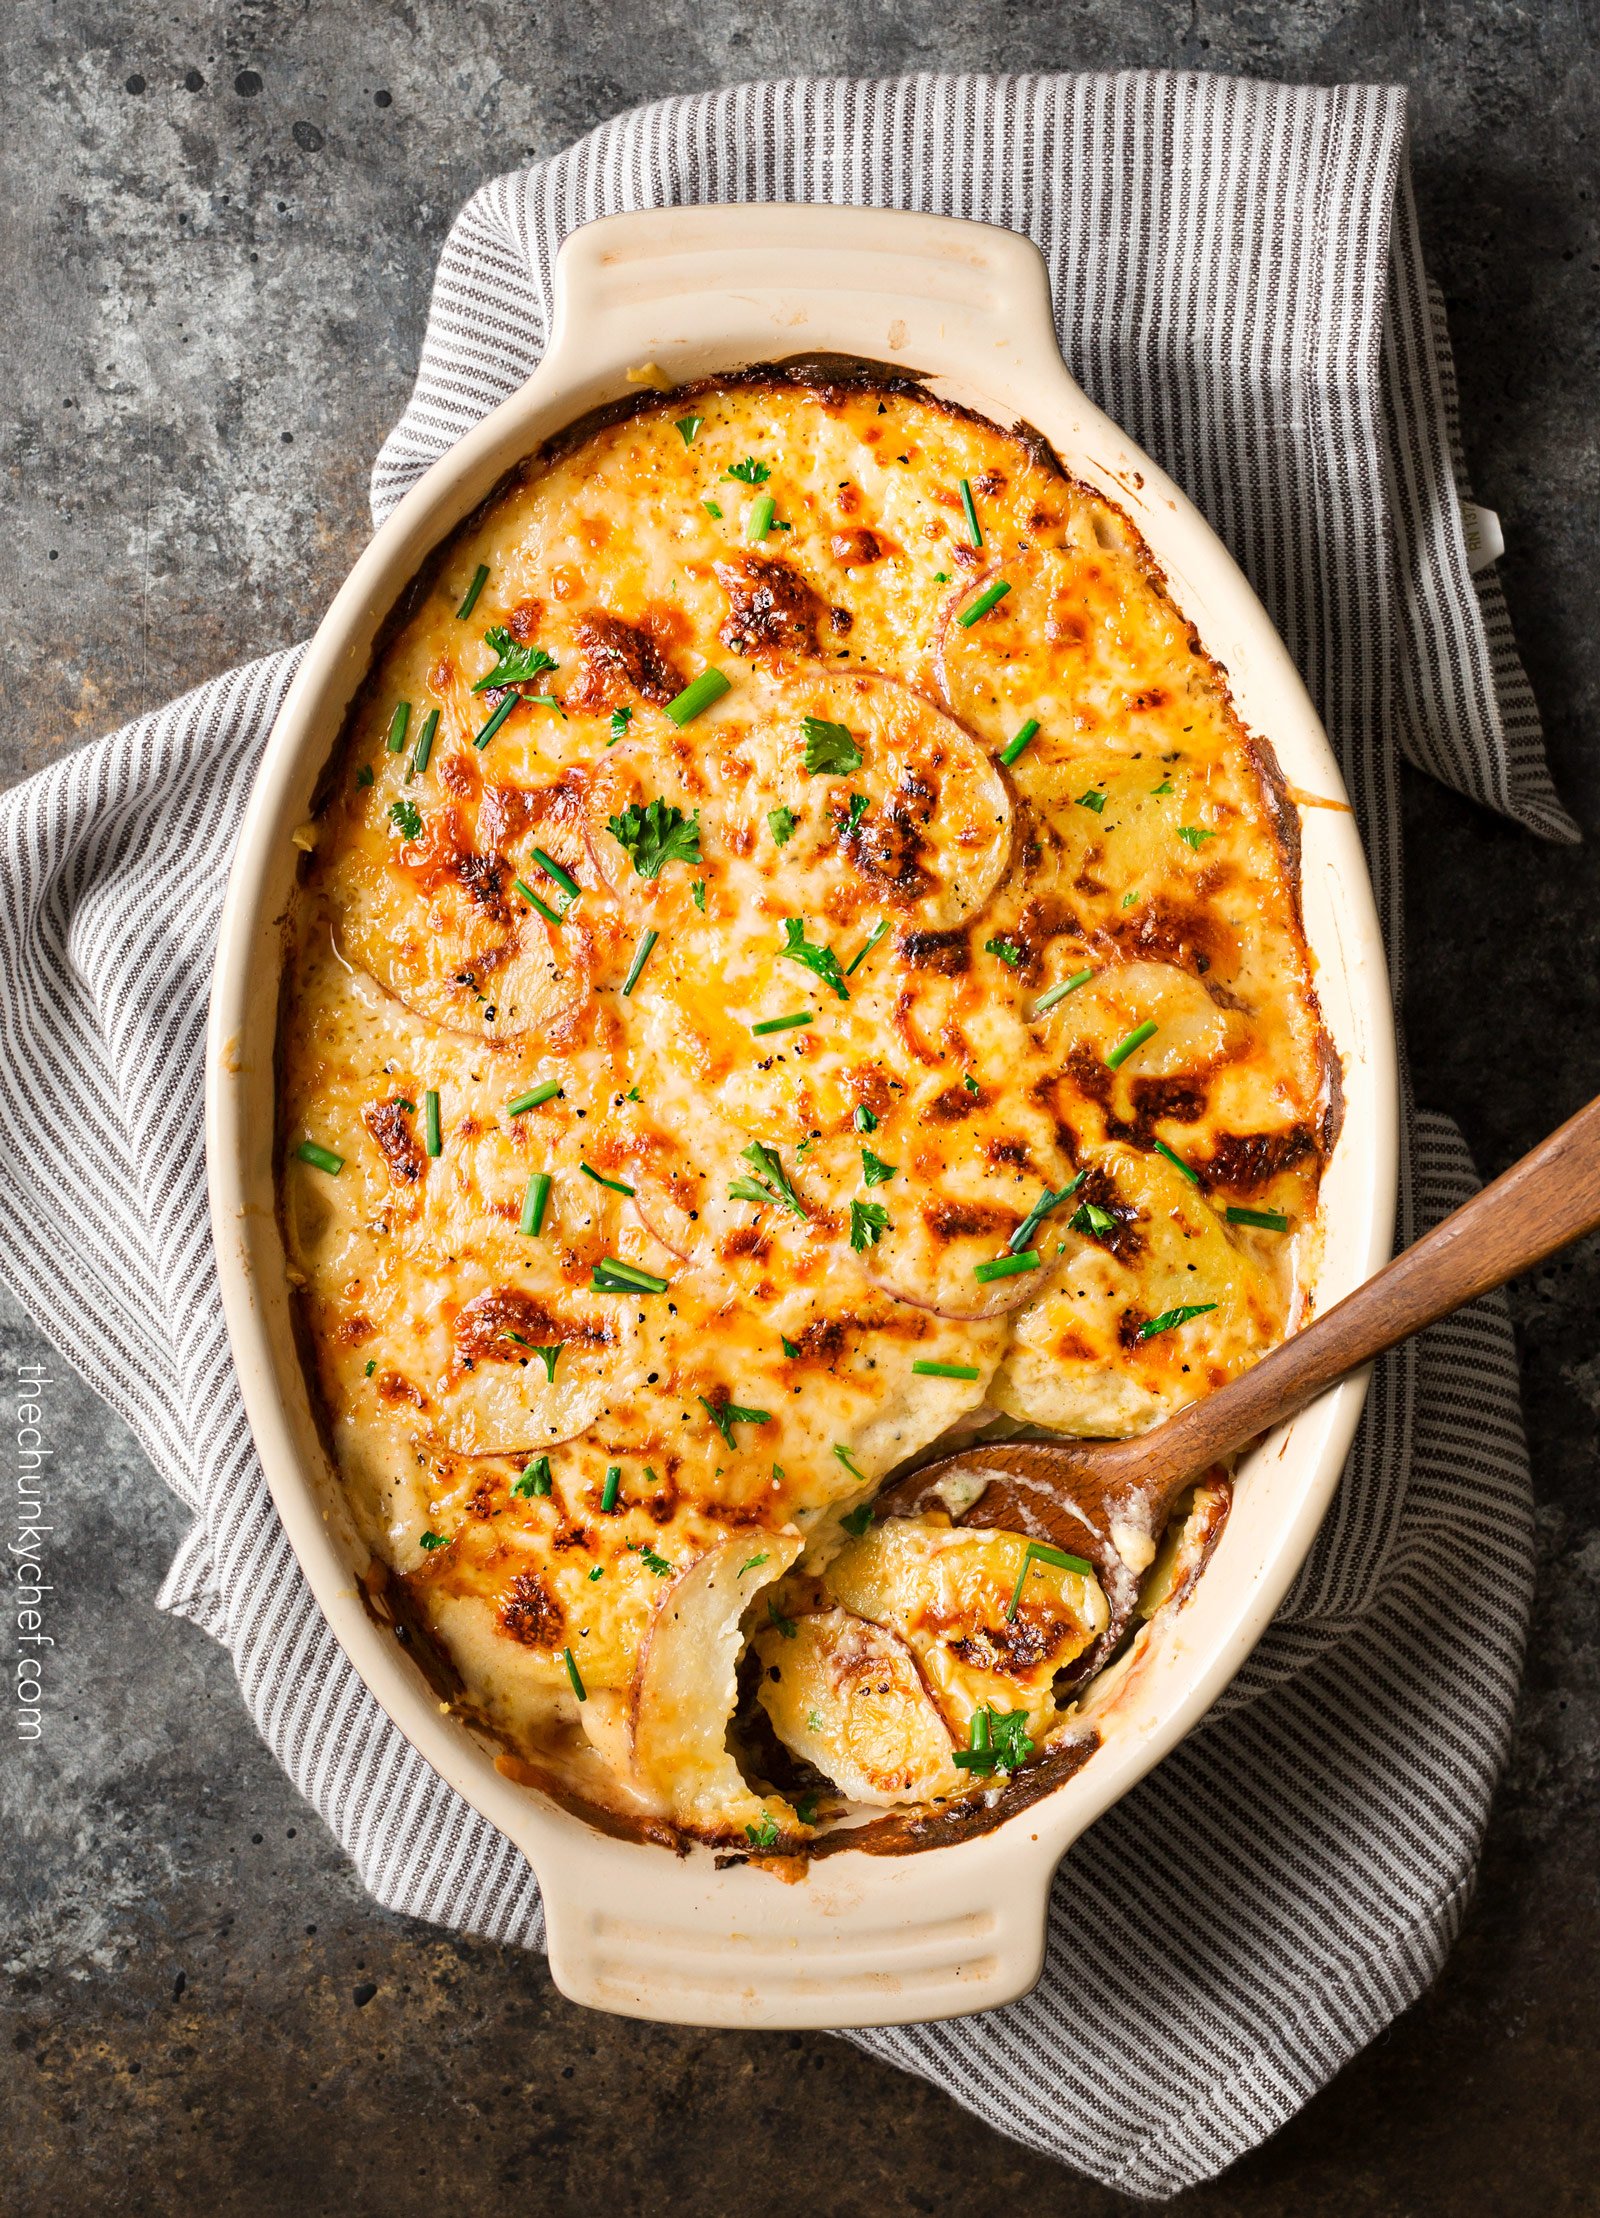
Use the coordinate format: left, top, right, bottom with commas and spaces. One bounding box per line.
1137, 1089, 1600, 1494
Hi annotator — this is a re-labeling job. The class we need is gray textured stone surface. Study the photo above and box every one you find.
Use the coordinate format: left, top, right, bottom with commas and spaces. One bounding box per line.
3, 5, 1596, 2213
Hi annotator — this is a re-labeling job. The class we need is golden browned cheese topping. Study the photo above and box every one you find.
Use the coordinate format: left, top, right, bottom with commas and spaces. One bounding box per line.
278, 371, 1335, 1850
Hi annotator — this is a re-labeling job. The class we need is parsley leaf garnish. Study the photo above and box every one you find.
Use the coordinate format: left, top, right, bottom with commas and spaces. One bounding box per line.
418, 1531, 449, 1551
737, 1551, 771, 1576
801, 716, 863, 776
699, 1394, 773, 1448
841, 792, 869, 835
860, 1148, 897, 1186
952, 1705, 1035, 1775
1137, 1301, 1219, 1339
724, 456, 771, 484
1076, 787, 1107, 814
745, 1814, 781, 1848
609, 705, 633, 743
387, 799, 423, 840
728, 1139, 809, 1217
674, 414, 703, 445
853, 1103, 879, 1134
606, 797, 702, 879
1177, 824, 1215, 849
768, 805, 797, 846
692, 877, 707, 911
637, 1542, 674, 1575
849, 1198, 891, 1252
472, 626, 558, 693
984, 935, 1023, 969
767, 1597, 798, 1639
839, 1502, 875, 1538
1070, 1200, 1117, 1238
777, 916, 850, 1001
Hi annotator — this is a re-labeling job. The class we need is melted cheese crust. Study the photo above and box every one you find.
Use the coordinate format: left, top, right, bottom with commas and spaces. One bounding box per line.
279, 370, 1334, 1849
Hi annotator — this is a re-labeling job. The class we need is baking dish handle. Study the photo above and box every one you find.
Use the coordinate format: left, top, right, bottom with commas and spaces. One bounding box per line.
537, 203, 1074, 407
532, 1816, 1063, 2030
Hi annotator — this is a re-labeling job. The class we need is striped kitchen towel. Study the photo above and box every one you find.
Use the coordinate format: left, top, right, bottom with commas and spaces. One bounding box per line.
0, 73, 1560, 2199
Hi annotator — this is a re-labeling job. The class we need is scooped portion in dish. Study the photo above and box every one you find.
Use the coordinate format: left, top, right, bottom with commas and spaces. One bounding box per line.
277, 366, 1337, 1855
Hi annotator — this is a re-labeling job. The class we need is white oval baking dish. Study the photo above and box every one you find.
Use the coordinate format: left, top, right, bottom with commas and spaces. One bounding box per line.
207, 203, 1398, 2031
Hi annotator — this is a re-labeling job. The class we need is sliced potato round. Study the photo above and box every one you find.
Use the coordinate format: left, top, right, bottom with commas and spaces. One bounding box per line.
754, 1607, 961, 1806
823, 1516, 1107, 1742
992, 1140, 1287, 1433
631, 1531, 802, 1835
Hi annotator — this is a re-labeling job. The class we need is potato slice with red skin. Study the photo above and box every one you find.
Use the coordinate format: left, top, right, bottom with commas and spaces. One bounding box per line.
992, 1140, 1286, 1434
583, 663, 1012, 936
823, 1517, 1108, 1745
754, 1607, 962, 1805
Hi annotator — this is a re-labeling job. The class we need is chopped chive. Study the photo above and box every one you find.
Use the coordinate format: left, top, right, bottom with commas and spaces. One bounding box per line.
1007, 1175, 1084, 1254
780, 1335, 800, 1358
1106, 1019, 1158, 1070
456, 563, 489, 619
355, 765, 374, 788
751, 1011, 813, 1036
601, 1465, 621, 1513
408, 707, 439, 779
973, 1249, 1040, 1283
515, 1455, 553, 1498
473, 691, 519, 750
955, 579, 1011, 629
423, 1089, 442, 1157
519, 1173, 551, 1236
912, 1359, 982, 1381
674, 414, 703, 445
702, 498, 724, 519
563, 1646, 586, 1701
1138, 1301, 1219, 1340
581, 1162, 636, 1196
513, 877, 565, 925
588, 1565, 604, 1582
1227, 1205, 1291, 1232
959, 476, 983, 548
1006, 1538, 1095, 1620
833, 1444, 867, 1483
531, 1345, 562, 1383
621, 928, 658, 997
1000, 718, 1039, 767
532, 848, 582, 904
508, 1081, 563, 1114
844, 918, 890, 976
1153, 1138, 1199, 1185
747, 492, 775, 542
384, 701, 411, 754
590, 1257, 668, 1295
665, 669, 731, 726
1032, 967, 1094, 1017
294, 1139, 343, 1176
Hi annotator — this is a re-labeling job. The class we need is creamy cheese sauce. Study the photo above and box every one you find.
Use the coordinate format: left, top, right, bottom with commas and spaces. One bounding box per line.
278, 369, 1335, 1851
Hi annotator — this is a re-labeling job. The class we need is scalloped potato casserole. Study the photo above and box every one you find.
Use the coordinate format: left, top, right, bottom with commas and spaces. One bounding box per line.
277, 367, 1337, 1855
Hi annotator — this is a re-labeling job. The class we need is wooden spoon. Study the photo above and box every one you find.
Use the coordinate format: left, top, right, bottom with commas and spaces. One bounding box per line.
876, 1090, 1600, 1674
